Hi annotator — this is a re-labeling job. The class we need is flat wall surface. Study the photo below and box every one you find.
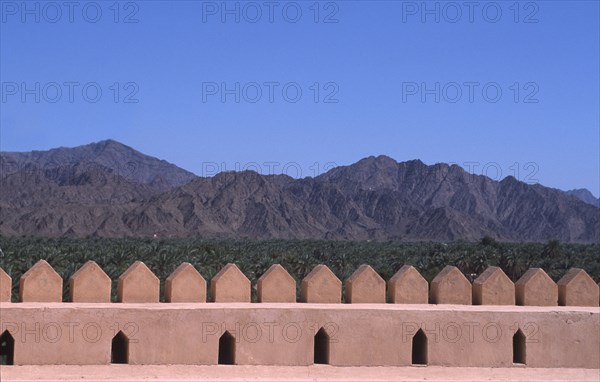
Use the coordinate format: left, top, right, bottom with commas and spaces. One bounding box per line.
1, 304, 598, 368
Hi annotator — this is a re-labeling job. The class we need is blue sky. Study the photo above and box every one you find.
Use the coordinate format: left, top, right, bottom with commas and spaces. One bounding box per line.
1, 1, 599, 195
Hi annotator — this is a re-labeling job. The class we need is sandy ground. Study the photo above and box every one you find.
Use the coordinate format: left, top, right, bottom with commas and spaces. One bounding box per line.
1, 365, 598, 382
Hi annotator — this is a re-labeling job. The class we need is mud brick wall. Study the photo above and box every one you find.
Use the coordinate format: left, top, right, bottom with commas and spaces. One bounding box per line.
0, 261, 598, 368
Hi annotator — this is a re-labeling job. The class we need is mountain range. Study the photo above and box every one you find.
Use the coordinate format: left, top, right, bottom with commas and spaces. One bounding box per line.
1, 140, 598, 242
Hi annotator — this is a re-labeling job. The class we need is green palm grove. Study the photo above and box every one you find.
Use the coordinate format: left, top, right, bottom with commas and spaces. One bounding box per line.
0, 236, 598, 302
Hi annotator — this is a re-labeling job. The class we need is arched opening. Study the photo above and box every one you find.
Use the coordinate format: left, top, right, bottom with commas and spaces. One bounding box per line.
218, 331, 235, 365
111, 331, 129, 364
0, 330, 14, 365
513, 329, 526, 365
412, 329, 427, 366
314, 327, 330, 365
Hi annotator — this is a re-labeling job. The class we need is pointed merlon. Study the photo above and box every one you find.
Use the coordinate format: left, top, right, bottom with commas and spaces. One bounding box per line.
473, 266, 515, 305
430, 265, 471, 305
0, 267, 12, 302
210, 263, 251, 303
19, 260, 63, 302
257, 264, 296, 303
70, 261, 111, 303
165, 263, 206, 303
515, 268, 557, 306
118, 261, 160, 303
387, 265, 428, 304
301, 265, 341, 303
345, 264, 385, 303
557, 268, 599, 307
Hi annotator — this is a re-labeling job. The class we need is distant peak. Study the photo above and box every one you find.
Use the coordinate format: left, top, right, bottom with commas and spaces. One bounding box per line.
565, 188, 600, 207
352, 155, 398, 168
373, 154, 395, 162
567, 188, 595, 196
400, 158, 426, 166
323, 156, 432, 179
93, 139, 129, 148
89, 139, 140, 155
500, 175, 519, 183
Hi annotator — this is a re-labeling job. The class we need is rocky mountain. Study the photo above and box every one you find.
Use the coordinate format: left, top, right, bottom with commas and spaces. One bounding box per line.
565, 189, 600, 208
0, 160, 156, 237
1, 142, 598, 242
0, 139, 196, 192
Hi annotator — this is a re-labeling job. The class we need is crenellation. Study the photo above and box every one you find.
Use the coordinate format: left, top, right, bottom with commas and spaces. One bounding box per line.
117, 261, 160, 303
165, 263, 206, 303
211, 263, 251, 303
301, 265, 342, 303
387, 265, 428, 304
0, 267, 11, 302
430, 265, 471, 305
345, 264, 385, 304
19, 260, 63, 303
0, 263, 598, 368
515, 268, 558, 306
257, 264, 296, 303
70, 261, 111, 303
557, 268, 599, 307
2, 262, 597, 307
473, 266, 515, 305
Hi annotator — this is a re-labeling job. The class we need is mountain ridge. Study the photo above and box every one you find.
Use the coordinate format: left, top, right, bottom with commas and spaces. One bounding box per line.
0, 140, 598, 242
565, 188, 600, 208
1, 139, 197, 192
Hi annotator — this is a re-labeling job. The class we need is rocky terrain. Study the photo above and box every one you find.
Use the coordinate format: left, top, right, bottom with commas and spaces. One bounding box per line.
1, 140, 598, 242
566, 189, 600, 208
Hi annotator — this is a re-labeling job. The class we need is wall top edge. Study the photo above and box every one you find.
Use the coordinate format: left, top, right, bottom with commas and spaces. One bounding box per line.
0, 302, 598, 314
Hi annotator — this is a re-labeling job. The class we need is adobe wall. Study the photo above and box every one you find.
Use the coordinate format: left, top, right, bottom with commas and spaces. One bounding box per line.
0, 262, 598, 369
0, 303, 598, 368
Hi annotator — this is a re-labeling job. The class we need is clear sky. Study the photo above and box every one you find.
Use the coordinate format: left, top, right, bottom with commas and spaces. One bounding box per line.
1, 1, 598, 196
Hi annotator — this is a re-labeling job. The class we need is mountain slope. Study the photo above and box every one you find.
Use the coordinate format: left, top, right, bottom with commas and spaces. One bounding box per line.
566, 189, 600, 208
119, 156, 599, 242
0, 139, 196, 192
0, 145, 598, 242
0, 161, 156, 237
